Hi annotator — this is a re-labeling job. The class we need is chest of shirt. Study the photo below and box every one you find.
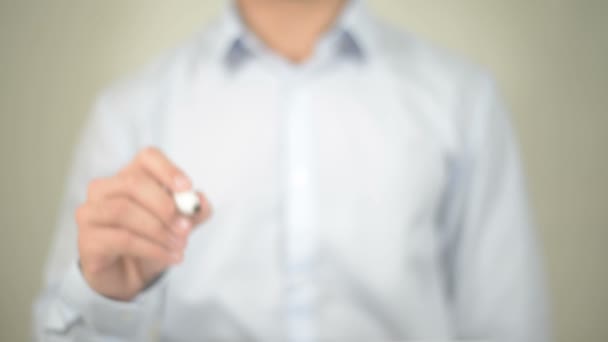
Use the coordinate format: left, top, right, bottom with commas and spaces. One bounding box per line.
162, 65, 446, 222
150, 62, 454, 339
157, 64, 449, 276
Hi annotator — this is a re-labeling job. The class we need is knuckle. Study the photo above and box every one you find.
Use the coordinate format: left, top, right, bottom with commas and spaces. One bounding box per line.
86, 178, 104, 198
139, 146, 160, 162
109, 198, 131, 220
77, 229, 88, 248
79, 239, 96, 260
77, 231, 97, 258
169, 169, 183, 183
75, 205, 88, 225
121, 174, 140, 193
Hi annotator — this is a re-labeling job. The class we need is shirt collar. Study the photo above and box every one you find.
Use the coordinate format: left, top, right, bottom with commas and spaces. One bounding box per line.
216, 0, 374, 70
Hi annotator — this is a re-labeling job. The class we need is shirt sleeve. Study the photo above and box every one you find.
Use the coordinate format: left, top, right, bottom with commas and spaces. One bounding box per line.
438, 74, 551, 342
36, 261, 166, 340
32, 90, 165, 341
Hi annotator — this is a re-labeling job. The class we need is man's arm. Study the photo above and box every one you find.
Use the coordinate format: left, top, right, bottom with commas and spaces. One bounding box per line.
32, 92, 209, 341
32, 93, 141, 340
439, 75, 550, 341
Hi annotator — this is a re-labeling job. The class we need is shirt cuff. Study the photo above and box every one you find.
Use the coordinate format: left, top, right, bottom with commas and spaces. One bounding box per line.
54, 260, 166, 338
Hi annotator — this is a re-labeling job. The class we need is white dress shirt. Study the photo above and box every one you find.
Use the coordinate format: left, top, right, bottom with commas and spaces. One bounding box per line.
34, 1, 549, 341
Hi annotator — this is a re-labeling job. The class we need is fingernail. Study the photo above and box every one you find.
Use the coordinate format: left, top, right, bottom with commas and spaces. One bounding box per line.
174, 175, 191, 191
174, 218, 191, 234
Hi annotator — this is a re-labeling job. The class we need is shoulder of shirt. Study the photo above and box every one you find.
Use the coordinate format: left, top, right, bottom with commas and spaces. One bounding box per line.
91, 19, 223, 120
368, 17, 498, 98
366, 17, 504, 152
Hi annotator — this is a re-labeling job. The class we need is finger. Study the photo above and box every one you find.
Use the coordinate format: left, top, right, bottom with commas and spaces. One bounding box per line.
191, 192, 213, 225
134, 147, 191, 192
87, 174, 179, 227
79, 198, 182, 251
80, 226, 181, 266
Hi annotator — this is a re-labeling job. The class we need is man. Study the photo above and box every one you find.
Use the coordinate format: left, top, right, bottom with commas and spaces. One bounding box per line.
34, 0, 549, 341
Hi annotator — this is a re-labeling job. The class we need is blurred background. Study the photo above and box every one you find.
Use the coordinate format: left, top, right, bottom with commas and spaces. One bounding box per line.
0, 0, 606, 341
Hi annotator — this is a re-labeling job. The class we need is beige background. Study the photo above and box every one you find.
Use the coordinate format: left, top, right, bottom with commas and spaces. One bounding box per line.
1, 1, 606, 341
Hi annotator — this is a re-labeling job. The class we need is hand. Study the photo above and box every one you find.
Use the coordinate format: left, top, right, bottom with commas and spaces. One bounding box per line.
75, 147, 211, 301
